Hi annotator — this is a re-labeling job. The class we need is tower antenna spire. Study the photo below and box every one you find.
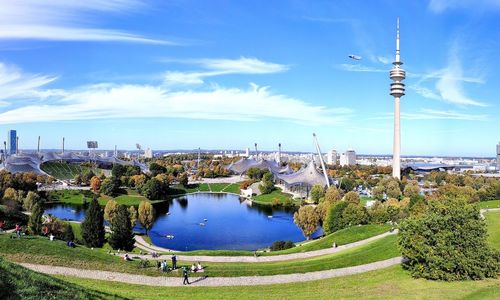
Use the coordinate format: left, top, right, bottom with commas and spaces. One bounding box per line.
396, 17, 400, 63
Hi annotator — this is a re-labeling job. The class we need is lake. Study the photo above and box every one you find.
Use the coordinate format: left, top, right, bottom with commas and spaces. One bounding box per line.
44, 192, 322, 251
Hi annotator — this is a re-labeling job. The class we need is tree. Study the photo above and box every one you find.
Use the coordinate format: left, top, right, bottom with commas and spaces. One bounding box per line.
62, 223, 75, 242
100, 177, 120, 197
341, 203, 368, 226
339, 177, 355, 192
28, 203, 43, 235
398, 197, 499, 281
149, 162, 167, 177
324, 186, 342, 203
128, 206, 138, 227
104, 199, 119, 225
2, 187, 17, 202
368, 201, 389, 224
323, 201, 349, 234
90, 176, 102, 194
403, 181, 420, 199
343, 191, 360, 204
372, 185, 385, 201
23, 191, 40, 211
293, 205, 319, 239
310, 185, 325, 203
258, 172, 275, 195
386, 180, 402, 199
178, 173, 189, 187
81, 197, 105, 248
138, 201, 155, 234
108, 205, 135, 251
141, 178, 166, 200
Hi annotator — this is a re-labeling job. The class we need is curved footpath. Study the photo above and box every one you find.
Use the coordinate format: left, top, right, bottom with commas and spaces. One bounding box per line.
132, 230, 397, 263
20, 257, 402, 287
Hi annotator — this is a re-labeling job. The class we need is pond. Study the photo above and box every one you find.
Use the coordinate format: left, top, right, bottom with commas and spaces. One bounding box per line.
44, 193, 322, 251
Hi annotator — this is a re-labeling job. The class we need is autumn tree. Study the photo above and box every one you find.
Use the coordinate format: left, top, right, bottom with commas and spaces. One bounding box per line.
138, 200, 155, 234
128, 206, 138, 227
90, 176, 102, 194
104, 199, 119, 225
293, 205, 319, 240
310, 185, 325, 203
343, 191, 360, 204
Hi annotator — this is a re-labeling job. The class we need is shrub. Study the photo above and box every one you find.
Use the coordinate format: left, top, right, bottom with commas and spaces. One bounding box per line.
398, 197, 499, 281
270, 240, 296, 251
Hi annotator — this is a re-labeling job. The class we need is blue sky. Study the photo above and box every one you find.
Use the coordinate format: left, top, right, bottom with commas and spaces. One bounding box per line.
0, 0, 498, 156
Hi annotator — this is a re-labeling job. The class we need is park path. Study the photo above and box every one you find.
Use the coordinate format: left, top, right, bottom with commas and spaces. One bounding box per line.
131, 230, 397, 263
20, 257, 402, 287
480, 207, 500, 219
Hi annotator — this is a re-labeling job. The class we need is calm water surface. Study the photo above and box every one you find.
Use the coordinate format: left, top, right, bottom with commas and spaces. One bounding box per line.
45, 193, 322, 251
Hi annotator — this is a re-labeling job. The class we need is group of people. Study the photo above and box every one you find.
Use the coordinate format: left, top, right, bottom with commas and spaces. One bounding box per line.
190, 262, 204, 273
155, 254, 178, 272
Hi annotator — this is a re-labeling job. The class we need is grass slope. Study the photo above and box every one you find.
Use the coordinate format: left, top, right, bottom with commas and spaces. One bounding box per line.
47, 189, 161, 206
484, 210, 500, 250
59, 265, 500, 300
0, 257, 123, 300
252, 188, 298, 206
479, 199, 500, 209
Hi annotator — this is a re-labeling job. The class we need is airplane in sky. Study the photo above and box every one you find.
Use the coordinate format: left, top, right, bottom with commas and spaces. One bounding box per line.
348, 54, 362, 60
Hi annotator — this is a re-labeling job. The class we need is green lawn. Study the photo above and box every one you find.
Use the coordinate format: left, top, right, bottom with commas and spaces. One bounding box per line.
361, 195, 372, 206
222, 183, 241, 194
58, 265, 500, 300
484, 210, 500, 250
252, 188, 297, 206
479, 199, 500, 209
0, 257, 123, 300
208, 183, 230, 192
47, 189, 162, 206
0, 233, 399, 277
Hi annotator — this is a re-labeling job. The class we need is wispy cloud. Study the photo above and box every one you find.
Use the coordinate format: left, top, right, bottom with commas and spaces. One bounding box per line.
0, 73, 351, 126
373, 109, 488, 121
163, 57, 289, 85
336, 64, 387, 73
429, 0, 500, 13
409, 43, 487, 107
0, 1, 171, 44
0, 62, 58, 103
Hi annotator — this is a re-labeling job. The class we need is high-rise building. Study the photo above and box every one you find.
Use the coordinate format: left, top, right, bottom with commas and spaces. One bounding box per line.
327, 149, 337, 165
144, 148, 153, 159
496, 142, 500, 171
340, 149, 356, 166
7, 130, 16, 155
390, 18, 405, 180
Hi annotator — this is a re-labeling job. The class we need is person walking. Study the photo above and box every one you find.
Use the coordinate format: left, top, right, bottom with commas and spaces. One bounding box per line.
171, 254, 177, 270
182, 267, 190, 285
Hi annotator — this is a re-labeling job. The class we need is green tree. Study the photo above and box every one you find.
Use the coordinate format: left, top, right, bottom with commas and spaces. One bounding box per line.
310, 185, 325, 203
138, 201, 155, 234
104, 199, 119, 225
342, 203, 368, 226
28, 203, 43, 235
398, 197, 499, 281
372, 185, 385, 201
323, 201, 349, 234
141, 178, 166, 200
178, 173, 189, 187
108, 205, 135, 251
62, 223, 75, 242
293, 205, 319, 239
23, 191, 40, 211
258, 172, 275, 195
368, 201, 389, 223
81, 197, 105, 248
100, 177, 120, 197
403, 181, 420, 199
386, 180, 401, 199
343, 191, 360, 204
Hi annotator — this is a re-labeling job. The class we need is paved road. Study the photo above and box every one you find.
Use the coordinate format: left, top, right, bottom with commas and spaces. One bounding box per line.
21, 257, 402, 287
132, 230, 397, 263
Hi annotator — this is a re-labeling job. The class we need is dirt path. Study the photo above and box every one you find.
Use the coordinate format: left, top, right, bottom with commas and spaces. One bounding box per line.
20, 257, 402, 287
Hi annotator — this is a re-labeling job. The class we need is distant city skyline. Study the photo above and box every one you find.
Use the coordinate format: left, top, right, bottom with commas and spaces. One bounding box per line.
0, 1, 499, 156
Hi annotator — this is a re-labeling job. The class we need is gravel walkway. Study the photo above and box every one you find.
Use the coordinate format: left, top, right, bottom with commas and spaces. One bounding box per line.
132, 230, 397, 263
20, 257, 402, 287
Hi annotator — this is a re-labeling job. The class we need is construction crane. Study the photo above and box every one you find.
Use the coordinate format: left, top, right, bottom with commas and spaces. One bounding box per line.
312, 133, 331, 188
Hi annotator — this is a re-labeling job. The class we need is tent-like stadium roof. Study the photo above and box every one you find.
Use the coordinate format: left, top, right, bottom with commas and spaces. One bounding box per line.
226, 158, 288, 175
276, 161, 327, 187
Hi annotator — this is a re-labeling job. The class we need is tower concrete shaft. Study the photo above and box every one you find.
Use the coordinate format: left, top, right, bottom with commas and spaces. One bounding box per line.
390, 18, 406, 180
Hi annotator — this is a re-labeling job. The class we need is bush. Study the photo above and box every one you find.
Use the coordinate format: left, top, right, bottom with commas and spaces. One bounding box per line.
270, 240, 296, 251
398, 197, 499, 281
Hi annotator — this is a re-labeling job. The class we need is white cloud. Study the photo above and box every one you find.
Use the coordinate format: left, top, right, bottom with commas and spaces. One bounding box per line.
0, 63, 57, 101
0, 83, 351, 126
374, 109, 488, 121
336, 64, 387, 73
163, 57, 289, 85
0, 1, 170, 44
429, 0, 500, 12
409, 44, 487, 107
